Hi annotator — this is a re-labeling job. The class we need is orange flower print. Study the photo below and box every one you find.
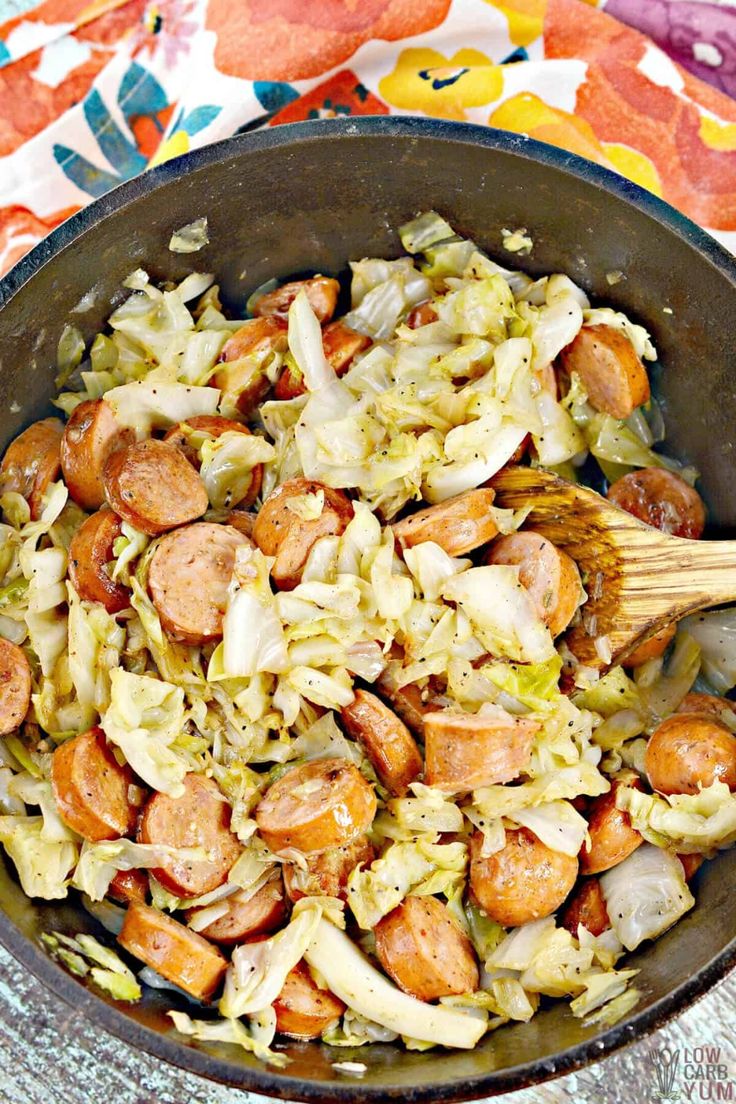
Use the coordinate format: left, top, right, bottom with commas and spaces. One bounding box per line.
380, 48, 503, 121
489, 92, 662, 194
205, 0, 451, 82
544, 0, 736, 229
0, 204, 80, 278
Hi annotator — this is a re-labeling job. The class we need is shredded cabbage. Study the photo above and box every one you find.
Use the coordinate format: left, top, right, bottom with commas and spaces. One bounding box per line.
101, 669, 188, 796
600, 844, 694, 951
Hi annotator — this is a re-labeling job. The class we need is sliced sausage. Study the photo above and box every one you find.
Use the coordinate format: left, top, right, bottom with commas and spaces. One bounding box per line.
255, 757, 377, 855
274, 321, 370, 400
0, 417, 63, 520
212, 317, 288, 417
137, 773, 241, 897
252, 478, 353, 591
108, 869, 148, 905
374, 895, 479, 1002
485, 530, 582, 638
622, 622, 676, 668
0, 638, 31, 736
406, 302, 437, 329
560, 878, 610, 937
52, 728, 138, 841
424, 709, 538, 793
340, 690, 422, 797
148, 522, 250, 645
283, 834, 375, 903
678, 693, 736, 722
103, 439, 208, 536
607, 468, 706, 539
559, 324, 650, 419
118, 902, 226, 1001
375, 669, 434, 737
252, 277, 339, 323
645, 713, 736, 796
186, 873, 288, 944
393, 489, 499, 558
580, 774, 643, 875
678, 853, 705, 881
322, 319, 370, 372
469, 828, 579, 927
225, 510, 256, 540
60, 399, 133, 511
68, 509, 130, 614
219, 316, 289, 364
163, 414, 261, 507
273, 959, 346, 1039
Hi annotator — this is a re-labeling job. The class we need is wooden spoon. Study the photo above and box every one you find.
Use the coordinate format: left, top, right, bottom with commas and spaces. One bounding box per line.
490, 465, 736, 669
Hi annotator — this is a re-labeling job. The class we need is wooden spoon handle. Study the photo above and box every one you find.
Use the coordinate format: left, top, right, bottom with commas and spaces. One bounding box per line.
660, 539, 736, 608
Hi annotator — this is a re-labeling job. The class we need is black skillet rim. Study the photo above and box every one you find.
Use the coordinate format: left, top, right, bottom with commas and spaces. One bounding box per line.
0, 115, 735, 1102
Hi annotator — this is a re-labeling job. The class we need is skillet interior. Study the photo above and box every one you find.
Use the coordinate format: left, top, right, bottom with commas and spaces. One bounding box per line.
0, 117, 735, 1102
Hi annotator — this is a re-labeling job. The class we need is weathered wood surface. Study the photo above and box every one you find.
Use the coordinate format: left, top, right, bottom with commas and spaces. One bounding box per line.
0, 944, 733, 1104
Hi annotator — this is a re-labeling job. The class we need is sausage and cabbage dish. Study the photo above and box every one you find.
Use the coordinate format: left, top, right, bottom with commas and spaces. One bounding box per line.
0, 212, 734, 1064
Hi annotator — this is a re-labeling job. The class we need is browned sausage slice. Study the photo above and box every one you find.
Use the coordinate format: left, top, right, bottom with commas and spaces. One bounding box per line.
60, 399, 133, 511
424, 709, 538, 793
375, 669, 434, 737
137, 773, 241, 897
559, 324, 650, 419
255, 757, 377, 855
253, 277, 339, 323
469, 828, 579, 927
273, 959, 346, 1039
607, 468, 706, 539
0, 638, 31, 736
283, 835, 375, 903
580, 774, 643, 874
340, 690, 422, 797
274, 321, 370, 400
393, 489, 499, 557
0, 418, 63, 519
212, 317, 288, 417
225, 510, 256, 540
485, 530, 582, 637
148, 522, 250, 645
186, 873, 288, 944
561, 878, 610, 937
252, 478, 353, 591
108, 869, 148, 905
374, 895, 478, 1002
68, 509, 131, 614
118, 902, 226, 1000
622, 622, 676, 668
52, 728, 138, 841
406, 302, 437, 329
645, 713, 736, 796
163, 414, 262, 507
678, 853, 705, 881
103, 439, 208, 536
219, 317, 289, 364
677, 693, 736, 722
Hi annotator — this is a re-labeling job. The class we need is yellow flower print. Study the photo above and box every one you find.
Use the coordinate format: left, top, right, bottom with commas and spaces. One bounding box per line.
148, 130, 189, 167
490, 94, 662, 196
483, 0, 546, 48
699, 116, 736, 152
602, 144, 662, 196
379, 48, 503, 122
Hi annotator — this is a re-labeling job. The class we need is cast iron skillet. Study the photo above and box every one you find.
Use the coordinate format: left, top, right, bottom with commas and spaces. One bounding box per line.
0, 117, 735, 1102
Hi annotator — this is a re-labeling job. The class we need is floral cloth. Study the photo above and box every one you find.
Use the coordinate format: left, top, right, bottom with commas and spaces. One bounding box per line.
1, 0, 736, 276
